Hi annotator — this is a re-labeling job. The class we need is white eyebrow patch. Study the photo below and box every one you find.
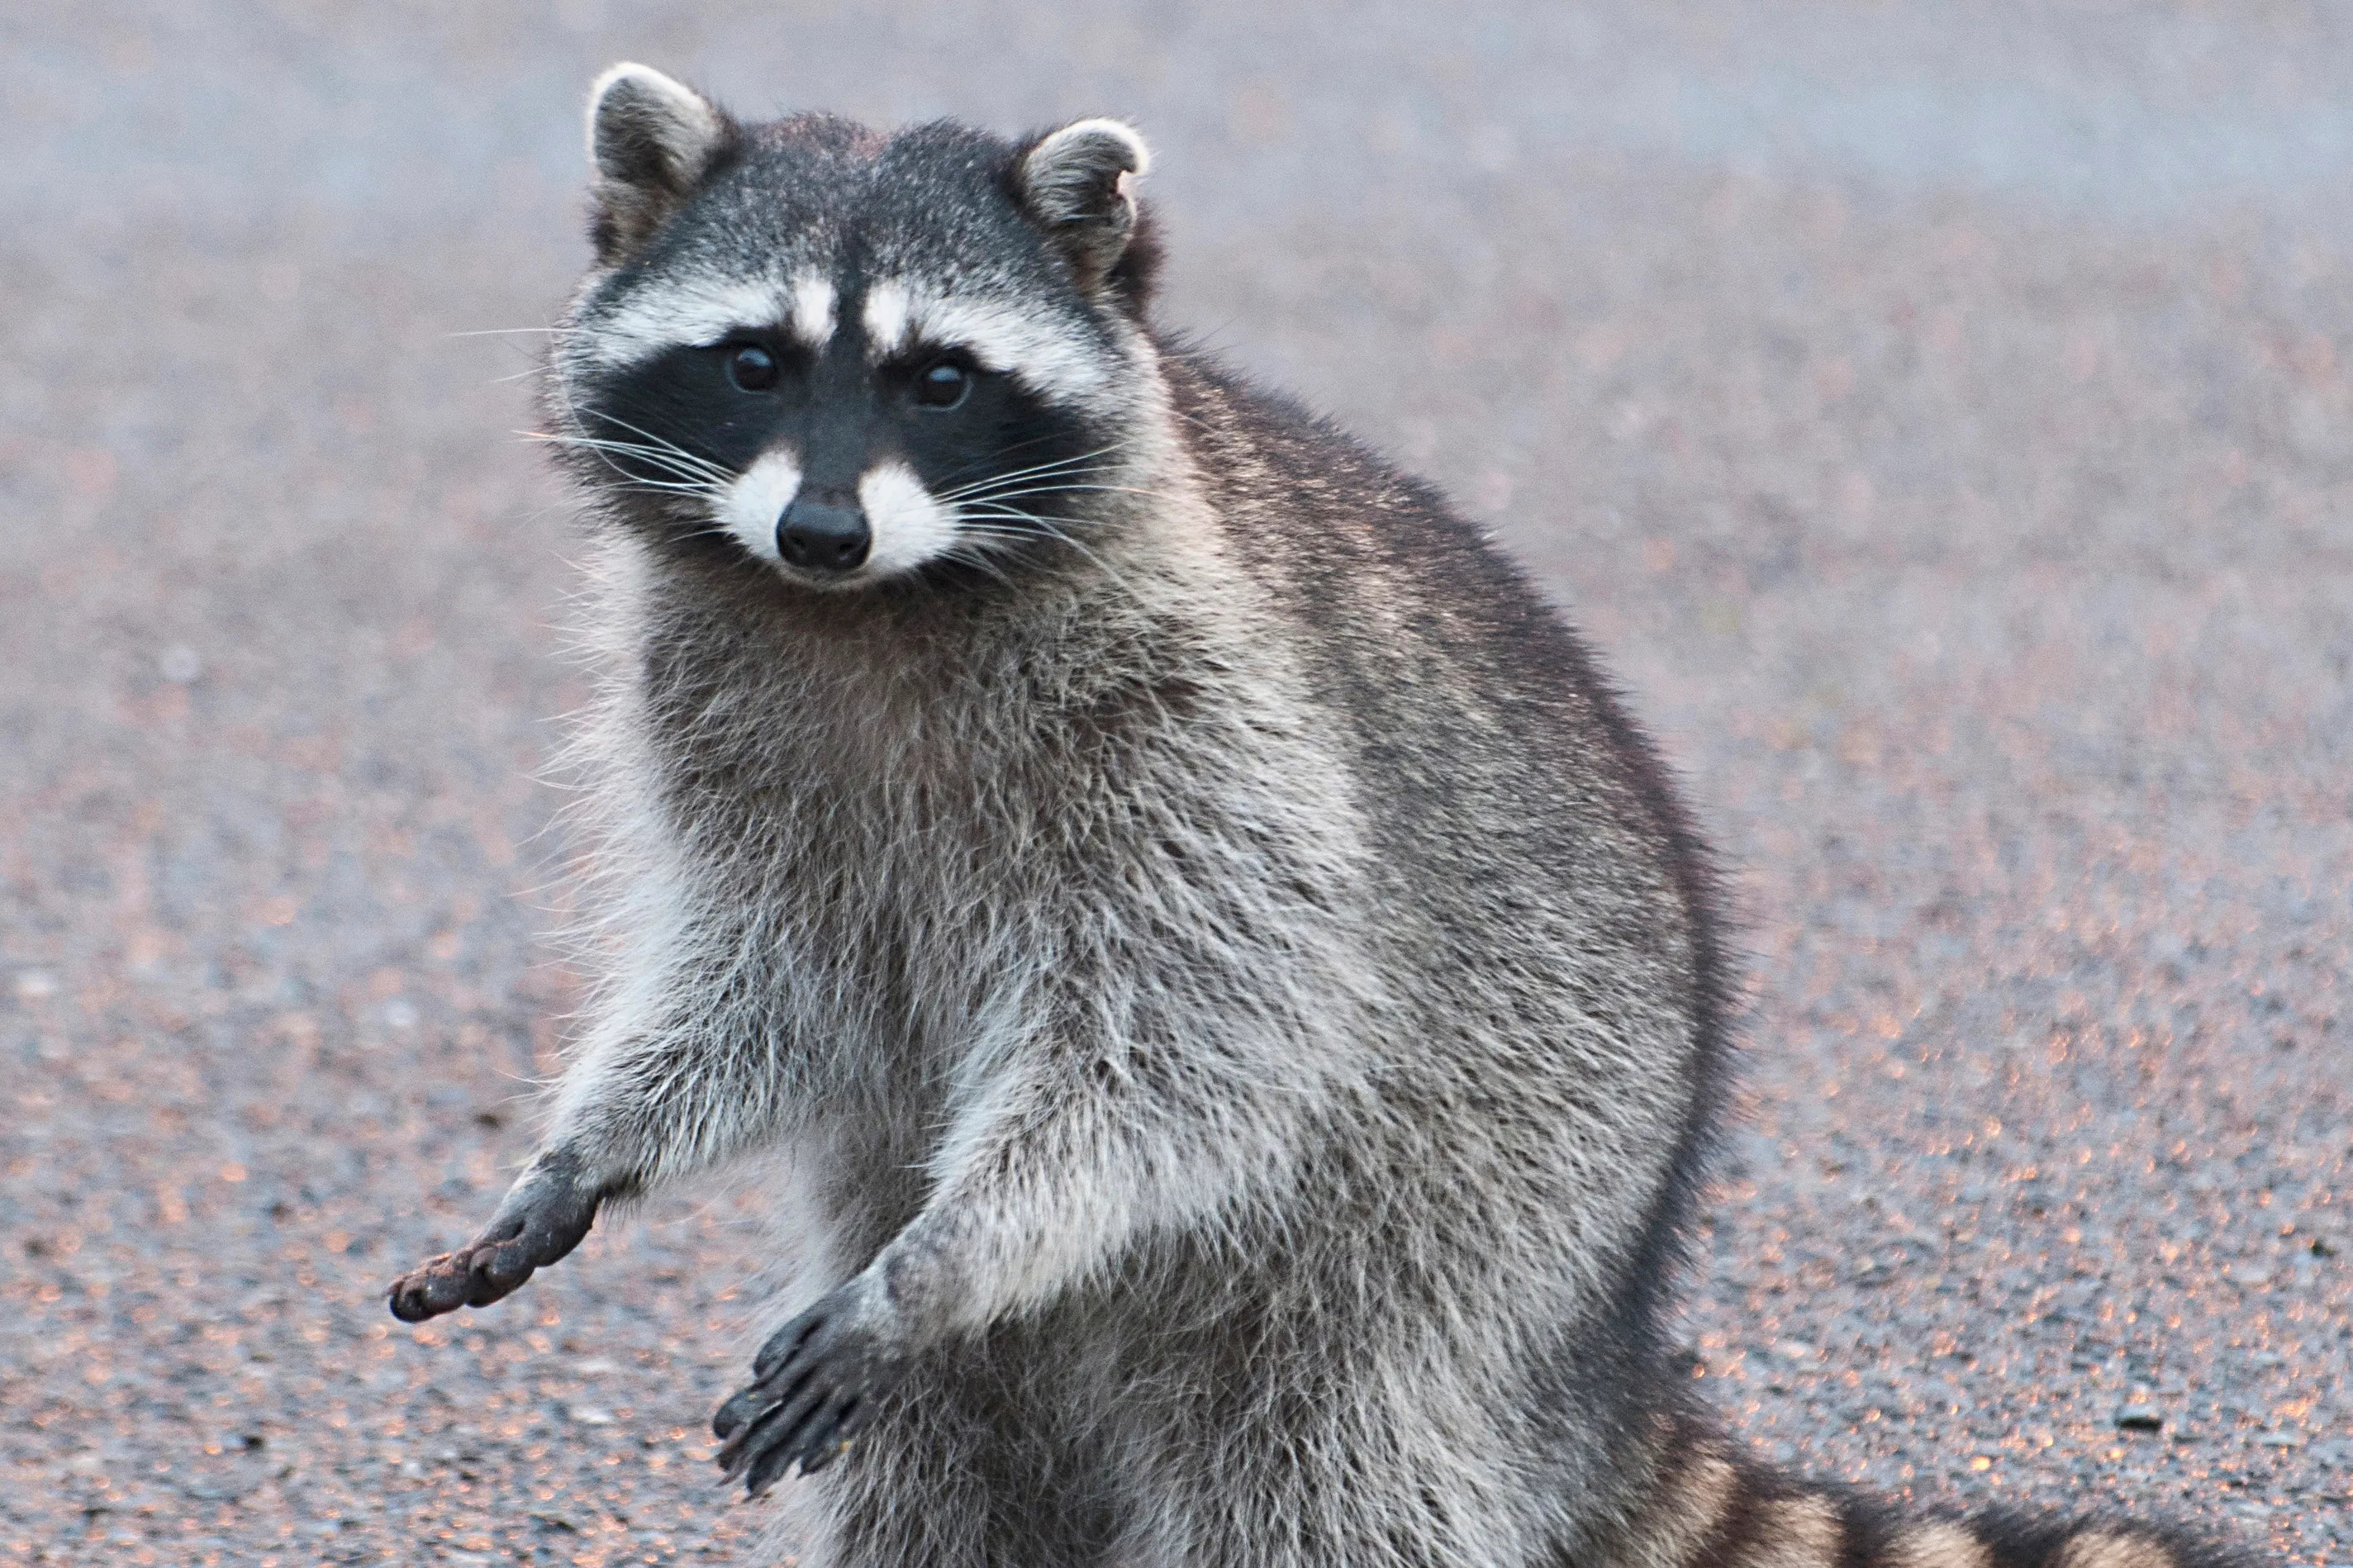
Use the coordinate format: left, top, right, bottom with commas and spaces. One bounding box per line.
582, 277, 792, 368
715, 449, 801, 563
859, 276, 1110, 408
862, 280, 912, 357
858, 459, 958, 577
790, 271, 837, 350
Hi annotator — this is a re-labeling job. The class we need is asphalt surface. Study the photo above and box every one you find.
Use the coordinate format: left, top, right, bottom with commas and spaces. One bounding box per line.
3, 3, 2349, 1565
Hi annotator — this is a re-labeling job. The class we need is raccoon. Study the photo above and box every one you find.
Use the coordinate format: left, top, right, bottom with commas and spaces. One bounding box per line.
389, 63, 2258, 1568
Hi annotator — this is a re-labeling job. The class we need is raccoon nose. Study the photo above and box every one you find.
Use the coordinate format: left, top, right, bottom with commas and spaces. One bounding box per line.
776, 499, 871, 573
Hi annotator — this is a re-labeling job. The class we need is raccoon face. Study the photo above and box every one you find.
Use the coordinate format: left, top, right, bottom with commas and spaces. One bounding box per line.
548, 64, 1160, 592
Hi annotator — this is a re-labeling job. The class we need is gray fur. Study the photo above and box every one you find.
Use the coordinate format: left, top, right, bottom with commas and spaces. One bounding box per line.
586, 64, 737, 265
387, 69, 2260, 1568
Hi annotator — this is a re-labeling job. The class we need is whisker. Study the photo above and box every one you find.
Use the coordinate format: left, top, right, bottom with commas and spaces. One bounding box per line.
934, 543, 1018, 583
586, 475, 719, 498
947, 481, 1163, 508
931, 442, 1132, 502
534, 379, 702, 496
522, 430, 734, 489
955, 503, 1106, 530
525, 449, 724, 498
537, 380, 739, 488
935, 446, 1124, 491
579, 478, 722, 506
929, 433, 1123, 492
573, 412, 737, 483
949, 500, 1139, 594
938, 473, 1115, 505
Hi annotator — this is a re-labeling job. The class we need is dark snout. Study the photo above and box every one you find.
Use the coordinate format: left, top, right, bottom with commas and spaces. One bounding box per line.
777, 497, 871, 573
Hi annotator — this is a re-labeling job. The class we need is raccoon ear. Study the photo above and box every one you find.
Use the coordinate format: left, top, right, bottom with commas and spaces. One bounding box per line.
584, 63, 735, 264
1015, 118, 1152, 293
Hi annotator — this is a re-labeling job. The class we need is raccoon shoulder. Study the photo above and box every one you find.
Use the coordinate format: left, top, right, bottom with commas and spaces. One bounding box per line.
1158, 347, 1722, 912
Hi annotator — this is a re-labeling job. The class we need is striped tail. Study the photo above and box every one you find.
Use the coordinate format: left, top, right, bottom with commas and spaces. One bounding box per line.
1604, 1416, 2259, 1568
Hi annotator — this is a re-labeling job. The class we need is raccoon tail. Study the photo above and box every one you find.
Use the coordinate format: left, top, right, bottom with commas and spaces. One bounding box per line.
1603, 1413, 2260, 1568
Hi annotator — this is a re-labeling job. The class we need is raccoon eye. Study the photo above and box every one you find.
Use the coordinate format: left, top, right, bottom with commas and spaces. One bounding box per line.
911, 361, 970, 410
728, 345, 780, 392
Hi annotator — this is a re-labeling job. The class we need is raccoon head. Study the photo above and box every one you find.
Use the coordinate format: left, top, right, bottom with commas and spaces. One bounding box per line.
547, 64, 1166, 592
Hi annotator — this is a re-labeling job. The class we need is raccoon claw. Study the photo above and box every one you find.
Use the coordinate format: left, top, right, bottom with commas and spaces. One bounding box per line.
714, 1280, 905, 1495
387, 1151, 602, 1323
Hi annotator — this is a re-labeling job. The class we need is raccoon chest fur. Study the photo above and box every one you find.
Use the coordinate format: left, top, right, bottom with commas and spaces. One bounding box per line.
594, 535, 1388, 1190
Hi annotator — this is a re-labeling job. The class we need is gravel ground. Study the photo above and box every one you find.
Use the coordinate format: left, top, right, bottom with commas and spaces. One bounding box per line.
3, 3, 2349, 1564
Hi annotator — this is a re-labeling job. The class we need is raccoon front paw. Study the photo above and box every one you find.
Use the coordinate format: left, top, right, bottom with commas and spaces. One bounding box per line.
387, 1150, 602, 1323
712, 1276, 908, 1496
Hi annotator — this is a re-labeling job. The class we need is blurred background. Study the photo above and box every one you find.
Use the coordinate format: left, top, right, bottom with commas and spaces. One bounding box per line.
2, 3, 2349, 1564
